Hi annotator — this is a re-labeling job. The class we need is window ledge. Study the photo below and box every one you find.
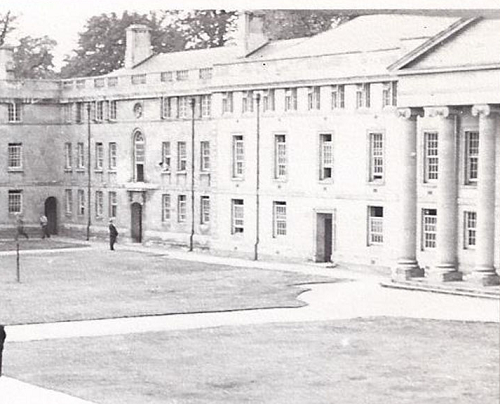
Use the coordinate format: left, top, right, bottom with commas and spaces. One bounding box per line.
161, 171, 171, 175
273, 178, 288, 183
76, 168, 86, 172
367, 180, 385, 186
200, 171, 210, 176
231, 177, 245, 182
94, 169, 104, 173
177, 171, 187, 175
7, 168, 23, 173
108, 170, 117, 173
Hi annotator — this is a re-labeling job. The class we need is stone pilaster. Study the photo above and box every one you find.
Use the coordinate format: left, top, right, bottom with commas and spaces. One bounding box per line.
392, 108, 424, 281
470, 104, 500, 286
425, 107, 462, 282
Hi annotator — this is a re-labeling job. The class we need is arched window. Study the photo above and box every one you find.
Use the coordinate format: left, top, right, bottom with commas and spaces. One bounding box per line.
134, 130, 145, 182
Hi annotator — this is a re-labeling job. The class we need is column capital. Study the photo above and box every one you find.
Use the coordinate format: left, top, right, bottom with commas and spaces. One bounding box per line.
424, 106, 460, 118
397, 107, 424, 120
471, 104, 500, 117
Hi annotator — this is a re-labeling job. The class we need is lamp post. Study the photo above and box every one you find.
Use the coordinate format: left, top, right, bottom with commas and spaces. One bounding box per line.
86, 102, 92, 241
254, 92, 261, 261
189, 98, 196, 252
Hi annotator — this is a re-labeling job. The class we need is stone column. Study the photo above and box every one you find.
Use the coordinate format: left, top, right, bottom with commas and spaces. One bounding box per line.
470, 104, 500, 286
392, 108, 424, 281
425, 107, 462, 281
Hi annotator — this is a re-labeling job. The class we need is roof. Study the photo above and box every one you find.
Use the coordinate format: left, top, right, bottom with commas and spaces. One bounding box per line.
105, 14, 461, 79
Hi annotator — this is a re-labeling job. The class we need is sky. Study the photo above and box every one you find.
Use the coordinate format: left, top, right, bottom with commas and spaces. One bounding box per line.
1, 0, 499, 70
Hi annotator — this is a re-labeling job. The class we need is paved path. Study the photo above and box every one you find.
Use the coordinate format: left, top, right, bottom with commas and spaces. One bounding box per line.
2, 239, 499, 403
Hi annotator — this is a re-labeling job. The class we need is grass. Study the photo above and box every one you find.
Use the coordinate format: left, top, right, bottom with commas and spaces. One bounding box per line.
4, 317, 499, 404
0, 248, 335, 325
0, 238, 88, 252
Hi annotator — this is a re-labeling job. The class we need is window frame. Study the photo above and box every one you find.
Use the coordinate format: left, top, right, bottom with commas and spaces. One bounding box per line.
356, 83, 371, 109
274, 134, 287, 180
464, 211, 477, 249
8, 143, 23, 170
95, 142, 104, 171
231, 199, 244, 234
108, 142, 117, 171
308, 86, 321, 110
331, 85, 345, 109
464, 130, 479, 185
64, 142, 72, 170
422, 208, 437, 250
284, 88, 297, 112
368, 132, 384, 183
177, 142, 187, 172
273, 201, 287, 237
109, 191, 117, 219
8, 102, 22, 123
200, 196, 210, 225
177, 194, 187, 223
65, 189, 73, 216
162, 194, 171, 222
200, 141, 210, 172
95, 190, 104, 219
8, 190, 22, 214
161, 141, 171, 172
232, 135, 244, 179
367, 206, 384, 245
319, 133, 333, 181
424, 131, 439, 183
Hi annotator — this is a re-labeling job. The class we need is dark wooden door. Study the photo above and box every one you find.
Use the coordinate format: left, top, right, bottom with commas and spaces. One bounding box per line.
44, 197, 58, 235
324, 216, 332, 262
131, 203, 142, 243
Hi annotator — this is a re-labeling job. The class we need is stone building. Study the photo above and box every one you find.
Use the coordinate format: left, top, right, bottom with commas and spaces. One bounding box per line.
0, 13, 499, 284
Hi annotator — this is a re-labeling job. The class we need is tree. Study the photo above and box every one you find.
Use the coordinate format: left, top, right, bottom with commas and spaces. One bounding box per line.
13, 36, 58, 79
261, 10, 352, 41
61, 11, 187, 78
0, 11, 16, 47
181, 10, 238, 49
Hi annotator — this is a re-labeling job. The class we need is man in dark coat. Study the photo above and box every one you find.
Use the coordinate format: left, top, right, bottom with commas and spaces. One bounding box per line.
109, 219, 118, 251
0, 325, 6, 377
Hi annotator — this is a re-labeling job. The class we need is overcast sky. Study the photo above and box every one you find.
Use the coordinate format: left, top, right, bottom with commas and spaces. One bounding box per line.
2, 0, 499, 69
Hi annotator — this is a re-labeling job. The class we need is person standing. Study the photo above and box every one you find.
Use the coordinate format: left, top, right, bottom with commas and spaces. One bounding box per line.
0, 324, 6, 377
109, 219, 118, 251
40, 214, 50, 239
15, 214, 29, 240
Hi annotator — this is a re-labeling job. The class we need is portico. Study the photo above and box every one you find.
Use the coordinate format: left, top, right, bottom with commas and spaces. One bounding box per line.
393, 104, 500, 284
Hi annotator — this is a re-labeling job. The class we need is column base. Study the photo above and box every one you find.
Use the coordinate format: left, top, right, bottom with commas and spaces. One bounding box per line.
392, 261, 424, 281
428, 266, 463, 282
467, 270, 500, 286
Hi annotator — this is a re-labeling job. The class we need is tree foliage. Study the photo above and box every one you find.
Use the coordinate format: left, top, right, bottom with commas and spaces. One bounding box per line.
13, 35, 57, 79
181, 10, 238, 49
61, 10, 238, 78
60, 11, 187, 78
261, 10, 352, 41
0, 11, 16, 47
1, 11, 58, 79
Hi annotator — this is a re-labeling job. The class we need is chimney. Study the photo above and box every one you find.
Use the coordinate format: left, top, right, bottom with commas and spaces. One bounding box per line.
0, 46, 15, 80
239, 11, 268, 58
124, 24, 153, 69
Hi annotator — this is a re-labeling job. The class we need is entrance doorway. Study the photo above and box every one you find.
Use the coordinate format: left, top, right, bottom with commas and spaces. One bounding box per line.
316, 213, 334, 262
44, 197, 58, 235
131, 202, 142, 243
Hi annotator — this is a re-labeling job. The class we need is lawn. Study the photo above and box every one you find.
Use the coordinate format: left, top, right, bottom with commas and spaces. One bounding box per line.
0, 248, 335, 325
0, 238, 88, 252
4, 317, 498, 404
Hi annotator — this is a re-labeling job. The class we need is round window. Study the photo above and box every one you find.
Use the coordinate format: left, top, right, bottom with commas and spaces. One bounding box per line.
133, 102, 143, 118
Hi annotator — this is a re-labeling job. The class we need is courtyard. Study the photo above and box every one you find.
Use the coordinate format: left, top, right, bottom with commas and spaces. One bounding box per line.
0, 242, 499, 404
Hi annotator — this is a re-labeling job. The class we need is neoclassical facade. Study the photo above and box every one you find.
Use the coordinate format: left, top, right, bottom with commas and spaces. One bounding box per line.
0, 13, 499, 284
